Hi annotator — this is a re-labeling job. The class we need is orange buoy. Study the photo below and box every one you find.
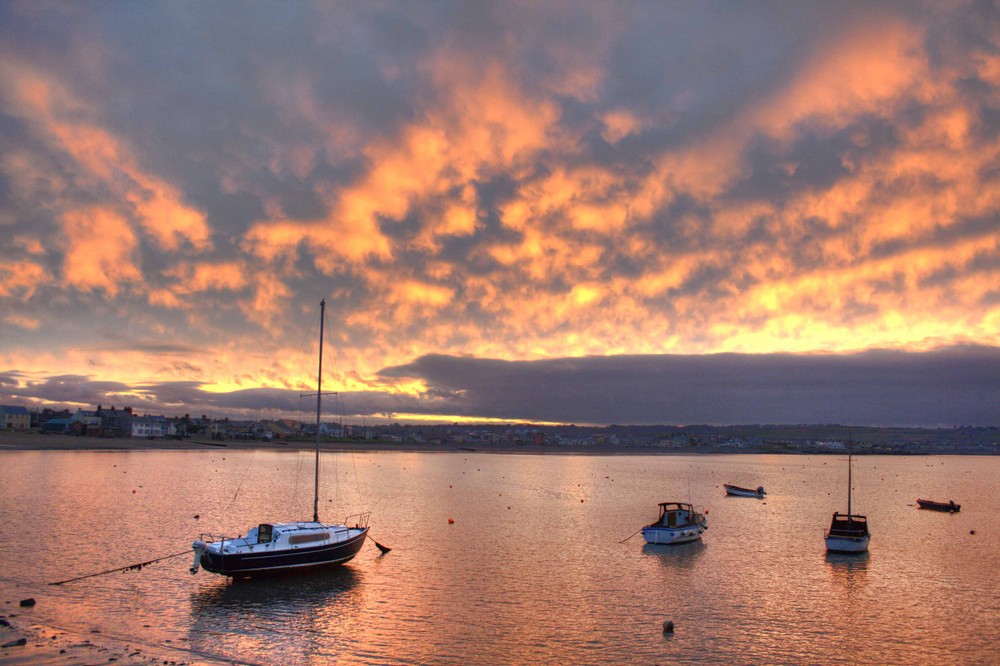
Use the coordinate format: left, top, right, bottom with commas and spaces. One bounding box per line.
448, 518, 455, 524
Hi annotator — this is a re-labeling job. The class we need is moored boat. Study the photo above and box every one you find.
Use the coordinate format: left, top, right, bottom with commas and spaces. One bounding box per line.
916, 499, 960, 513
825, 513, 870, 553
724, 483, 765, 497
191, 300, 371, 577
641, 502, 708, 545
825, 442, 870, 554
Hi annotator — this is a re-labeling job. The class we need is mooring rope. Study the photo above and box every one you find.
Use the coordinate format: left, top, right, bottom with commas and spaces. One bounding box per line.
368, 534, 392, 554
619, 526, 645, 543
49, 549, 192, 586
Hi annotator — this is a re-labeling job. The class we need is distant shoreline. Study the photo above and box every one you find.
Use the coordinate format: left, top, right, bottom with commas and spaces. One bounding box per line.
0, 431, 695, 455
0, 431, 995, 455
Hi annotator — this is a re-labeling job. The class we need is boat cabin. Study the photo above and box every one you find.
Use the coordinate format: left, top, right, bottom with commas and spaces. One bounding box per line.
214, 522, 340, 552
827, 512, 869, 538
652, 502, 699, 527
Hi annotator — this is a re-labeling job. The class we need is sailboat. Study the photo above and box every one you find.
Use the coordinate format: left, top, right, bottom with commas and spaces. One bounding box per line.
191, 300, 370, 576
824, 441, 870, 553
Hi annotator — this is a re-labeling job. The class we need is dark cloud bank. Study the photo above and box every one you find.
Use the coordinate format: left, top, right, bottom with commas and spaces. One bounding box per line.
378, 345, 999, 427
10, 346, 996, 428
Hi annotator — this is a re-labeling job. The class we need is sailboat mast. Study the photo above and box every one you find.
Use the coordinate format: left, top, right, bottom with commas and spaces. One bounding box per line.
847, 441, 853, 517
314, 299, 325, 523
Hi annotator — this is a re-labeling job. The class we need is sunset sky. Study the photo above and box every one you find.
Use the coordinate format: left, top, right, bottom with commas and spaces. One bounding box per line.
1, 1, 997, 427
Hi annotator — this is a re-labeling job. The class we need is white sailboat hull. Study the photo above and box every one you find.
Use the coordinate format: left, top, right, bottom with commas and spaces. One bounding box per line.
825, 534, 870, 553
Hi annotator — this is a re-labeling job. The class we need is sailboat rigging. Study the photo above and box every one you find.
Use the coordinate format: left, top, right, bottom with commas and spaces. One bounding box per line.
191, 299, 370, 577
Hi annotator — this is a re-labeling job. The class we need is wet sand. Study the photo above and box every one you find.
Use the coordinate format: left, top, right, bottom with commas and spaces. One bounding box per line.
0, 610, 231, 665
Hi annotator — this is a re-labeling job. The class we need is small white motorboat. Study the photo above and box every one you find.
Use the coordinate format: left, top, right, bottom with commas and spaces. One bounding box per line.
724, 483, 765, 497
641, 502, 708, 545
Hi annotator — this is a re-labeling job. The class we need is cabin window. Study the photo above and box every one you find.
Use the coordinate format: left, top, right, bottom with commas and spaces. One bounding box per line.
289, 532, 329, 545
257, 524, 274, 544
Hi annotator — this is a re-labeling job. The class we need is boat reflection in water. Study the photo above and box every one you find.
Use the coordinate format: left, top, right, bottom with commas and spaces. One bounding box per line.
825, 551, 870, 597
642, 540, 706, 568
189, 568, 364, 661
825, 551, 870, 574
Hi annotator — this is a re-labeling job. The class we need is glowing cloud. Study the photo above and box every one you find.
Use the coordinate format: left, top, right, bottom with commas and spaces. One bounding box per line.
0, 3, 996, 424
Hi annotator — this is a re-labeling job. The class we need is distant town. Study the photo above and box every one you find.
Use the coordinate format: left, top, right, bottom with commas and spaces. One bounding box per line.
1, 403, 996, 454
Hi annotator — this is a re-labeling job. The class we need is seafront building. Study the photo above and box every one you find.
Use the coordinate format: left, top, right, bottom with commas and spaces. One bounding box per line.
0, 405, 30, 430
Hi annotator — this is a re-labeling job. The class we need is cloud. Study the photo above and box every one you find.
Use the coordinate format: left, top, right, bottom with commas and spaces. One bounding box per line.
0, 61, 211, 255
60, 207, 142, 296
0, 2, 996, 425
378, 346, 1000, 427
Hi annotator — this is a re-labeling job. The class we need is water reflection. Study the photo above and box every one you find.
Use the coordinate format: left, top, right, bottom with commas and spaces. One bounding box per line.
189, 567, 364, 662
642, 540, 706, 569
3, 451, 998, 664
825, 551, 870, 587
191, 567, 361, 612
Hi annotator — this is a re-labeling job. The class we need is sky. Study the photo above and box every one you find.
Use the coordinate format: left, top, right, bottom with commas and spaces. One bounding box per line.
0, 1, 998, 427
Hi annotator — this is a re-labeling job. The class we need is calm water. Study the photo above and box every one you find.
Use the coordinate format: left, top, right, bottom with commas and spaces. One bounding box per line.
1, 450, 998, 664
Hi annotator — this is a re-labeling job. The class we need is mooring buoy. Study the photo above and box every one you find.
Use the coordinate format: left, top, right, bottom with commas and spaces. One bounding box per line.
662, 620, 674, 634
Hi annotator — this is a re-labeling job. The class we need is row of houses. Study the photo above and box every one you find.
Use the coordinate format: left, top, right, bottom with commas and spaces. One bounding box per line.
0, 404, 351, 440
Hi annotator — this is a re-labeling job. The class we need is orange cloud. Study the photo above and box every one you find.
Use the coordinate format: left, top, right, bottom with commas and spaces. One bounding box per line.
238, 269, 293, 333
148, 261, 249, 311
0, 260, 51, 300
601, 109, 642, 144
165, 261, 248, 294
1, 63, 212, 254
752, 18, 924, 135
244, 53, 562, 272
3, 314, 41, 330
495, 161, 638, 236
61, 207, 142, 296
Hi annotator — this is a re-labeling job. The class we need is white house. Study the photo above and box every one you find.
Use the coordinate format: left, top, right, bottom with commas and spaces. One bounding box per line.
130, 416, 175, 438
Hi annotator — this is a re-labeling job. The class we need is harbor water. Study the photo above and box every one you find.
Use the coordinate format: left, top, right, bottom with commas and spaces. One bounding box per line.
1, 450, 998, 664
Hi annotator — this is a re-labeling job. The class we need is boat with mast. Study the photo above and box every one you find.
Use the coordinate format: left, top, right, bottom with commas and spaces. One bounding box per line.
824, 441, 870, 553
191, 299, 370, 577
